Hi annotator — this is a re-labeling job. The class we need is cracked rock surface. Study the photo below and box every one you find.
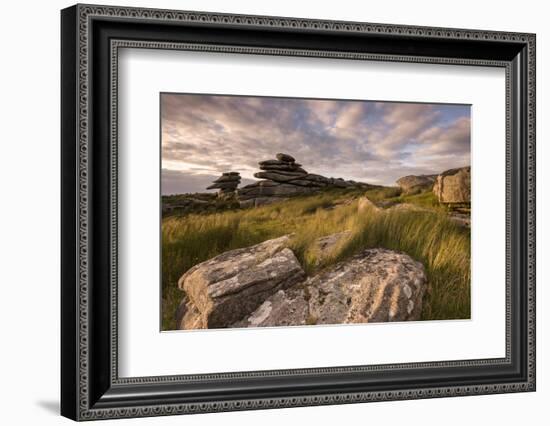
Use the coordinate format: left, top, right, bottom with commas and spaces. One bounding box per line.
176, 235, 305, 329
305, 248, 427, 324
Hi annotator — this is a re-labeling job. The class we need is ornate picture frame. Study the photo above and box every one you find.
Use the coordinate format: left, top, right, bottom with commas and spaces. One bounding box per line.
61, 4, 535, 420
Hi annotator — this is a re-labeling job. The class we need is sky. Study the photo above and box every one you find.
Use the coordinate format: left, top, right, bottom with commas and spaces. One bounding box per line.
161, 93, 470, 195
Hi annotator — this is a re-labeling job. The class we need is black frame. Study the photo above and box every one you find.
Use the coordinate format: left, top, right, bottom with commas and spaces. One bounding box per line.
61, 4, 536, 421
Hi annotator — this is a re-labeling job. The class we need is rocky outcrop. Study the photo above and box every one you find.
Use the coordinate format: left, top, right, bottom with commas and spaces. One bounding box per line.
396, 174, 437, 195
238, 153, 374, 207
176, 235, 306, 329
234, 247, 427, 327
433, 166, 471, 203
207, 172, 241, 198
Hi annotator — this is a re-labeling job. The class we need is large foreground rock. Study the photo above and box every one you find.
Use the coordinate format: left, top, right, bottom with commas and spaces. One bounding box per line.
433, 166, 471, 203
176, 235, 305, 329
235, 247, 427, 327
307, 249, 427, 324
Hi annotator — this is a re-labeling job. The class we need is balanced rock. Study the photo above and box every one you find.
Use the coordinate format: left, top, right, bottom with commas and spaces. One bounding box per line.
176, 235, 305, 329
396, 174, 436, 195
235, 246, 427, 328
207, 172, 241, 198
433, 166, 470, 203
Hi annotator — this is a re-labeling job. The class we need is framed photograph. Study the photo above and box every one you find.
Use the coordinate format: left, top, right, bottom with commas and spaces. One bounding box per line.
61, 4, 536, 421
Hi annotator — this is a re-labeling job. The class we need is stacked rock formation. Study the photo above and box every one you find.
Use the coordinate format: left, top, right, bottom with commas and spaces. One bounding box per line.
238, 153, 373, 207
206, 172, 241, 198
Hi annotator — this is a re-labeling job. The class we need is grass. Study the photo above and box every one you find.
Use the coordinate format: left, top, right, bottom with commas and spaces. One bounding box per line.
364, 186, 447, 211
360, 186, 402, 202
396, 190, 443, 209
161, 188, 470, 330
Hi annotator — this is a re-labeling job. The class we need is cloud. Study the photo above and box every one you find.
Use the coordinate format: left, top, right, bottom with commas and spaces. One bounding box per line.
417, 116, 470, 156
161, 94, 470, 193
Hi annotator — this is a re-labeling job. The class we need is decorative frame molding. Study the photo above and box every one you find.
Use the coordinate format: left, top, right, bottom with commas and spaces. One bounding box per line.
61, 4, 535, 421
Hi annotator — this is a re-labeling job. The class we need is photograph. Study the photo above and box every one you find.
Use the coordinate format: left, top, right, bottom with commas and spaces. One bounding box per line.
161, 94, 472, 331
